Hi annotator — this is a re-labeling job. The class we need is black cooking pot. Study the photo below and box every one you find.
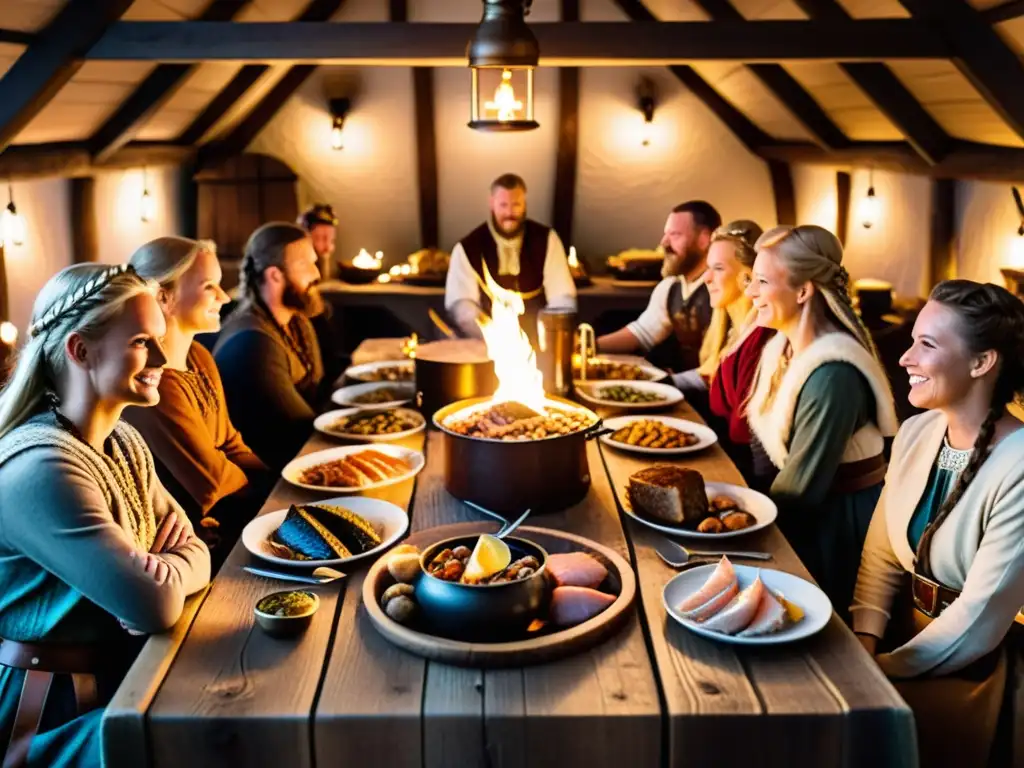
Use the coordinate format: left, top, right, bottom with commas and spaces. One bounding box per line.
432, 395, 605, 515
415, 339, 497, 420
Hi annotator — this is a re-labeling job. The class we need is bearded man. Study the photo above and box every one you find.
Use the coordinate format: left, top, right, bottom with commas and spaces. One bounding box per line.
597, 200, 720, 372
214, 222, 326, 470
445, 173, 576, 343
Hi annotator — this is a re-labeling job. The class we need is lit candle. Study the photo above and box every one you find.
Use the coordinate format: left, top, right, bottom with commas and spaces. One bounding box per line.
568, 246, 579, 269
400, 264, 412, 275
378, 274, 391, 283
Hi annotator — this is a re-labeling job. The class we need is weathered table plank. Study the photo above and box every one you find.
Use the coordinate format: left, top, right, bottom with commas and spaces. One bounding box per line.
146, 430, 424, 768
598, 402, 916, 767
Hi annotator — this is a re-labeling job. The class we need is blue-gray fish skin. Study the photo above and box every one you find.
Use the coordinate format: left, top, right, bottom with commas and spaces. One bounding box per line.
274, 507, 352, 560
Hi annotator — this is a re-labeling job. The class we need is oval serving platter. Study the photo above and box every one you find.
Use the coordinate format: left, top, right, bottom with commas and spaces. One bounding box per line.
622, 481, 777, 540
331, 381, 415, 410
575, 379, 683, 411
364, 522, 636, 668
343, 359, 415, 384
314, 407, 426, 442
281, 443, 425, 493
242, 496, 410, 568
599, 415, 718, 456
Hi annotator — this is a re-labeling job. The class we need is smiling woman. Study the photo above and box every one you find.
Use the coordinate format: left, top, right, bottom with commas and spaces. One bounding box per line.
0, 262, 210, 767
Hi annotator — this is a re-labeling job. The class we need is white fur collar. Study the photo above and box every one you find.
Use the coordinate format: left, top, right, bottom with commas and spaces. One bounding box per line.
747, 332, 898, 468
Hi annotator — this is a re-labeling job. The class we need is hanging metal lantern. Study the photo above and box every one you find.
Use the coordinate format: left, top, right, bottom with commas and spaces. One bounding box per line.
467, 0, 539, 131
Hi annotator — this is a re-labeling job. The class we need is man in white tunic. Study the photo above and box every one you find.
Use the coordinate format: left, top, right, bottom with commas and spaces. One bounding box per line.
445, 174, 576, 342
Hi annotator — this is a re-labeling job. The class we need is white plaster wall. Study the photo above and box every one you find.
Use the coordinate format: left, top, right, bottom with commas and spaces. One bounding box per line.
4, 177, 74, 334
248, 66, 421, 267
792, 163, 931, 297
955, 179, 1024, 284
92, 165, 184, 264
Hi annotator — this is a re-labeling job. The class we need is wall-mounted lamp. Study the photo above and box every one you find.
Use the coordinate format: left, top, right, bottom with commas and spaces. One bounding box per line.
468, 0, 539, 131
1, 181, 25, 247
329, 97, 351, 150
140, 167, 155, 223
638, 78, 656, 147
1003, 187, 1024, 298
860, 168, 879, 229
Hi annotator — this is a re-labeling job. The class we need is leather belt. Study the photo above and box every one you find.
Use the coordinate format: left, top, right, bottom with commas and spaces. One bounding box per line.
0, 640, 102, 768
911, 571, 961, 619
830, 453, 887, 495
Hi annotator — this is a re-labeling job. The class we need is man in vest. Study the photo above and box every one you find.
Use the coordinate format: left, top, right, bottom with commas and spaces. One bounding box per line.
445, 173, 577, 342
597, 200, 720, 372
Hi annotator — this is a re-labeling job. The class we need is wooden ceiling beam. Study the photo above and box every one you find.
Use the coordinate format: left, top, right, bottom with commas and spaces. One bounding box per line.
85, 20, 952, 63
899, 0, 1024, 142
691, 0, 848, 149
0, 29, 34, 46
983, 0, 1024, 23
88, 0, 251, 163
0, 0, 134, 153
613, 1, 771, 153
0, 141, 193, 181
791, 0, 953, 165
174, 0, 343, 146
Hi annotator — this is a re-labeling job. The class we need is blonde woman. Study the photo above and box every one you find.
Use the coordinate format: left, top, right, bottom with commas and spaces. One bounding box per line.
0, 264, 210, 766
852, 280, 1024, 767
745, 225, 898, 618
124, 237, 271, 564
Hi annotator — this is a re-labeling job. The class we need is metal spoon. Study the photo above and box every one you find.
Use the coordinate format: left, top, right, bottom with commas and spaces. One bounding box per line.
653, 538, 772, 569
244, 565, 347, 584
496, 508, 531, 540
462, 500, 512, 534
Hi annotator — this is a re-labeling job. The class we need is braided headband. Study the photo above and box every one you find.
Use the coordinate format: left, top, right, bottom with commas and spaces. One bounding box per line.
28, 264, 135, 338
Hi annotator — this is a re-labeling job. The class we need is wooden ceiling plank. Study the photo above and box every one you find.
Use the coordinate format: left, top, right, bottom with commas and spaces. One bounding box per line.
86, 19, 953, 62
693, 0, 849, 149
899, 0, 1024, 141
0, 140, 194, 180
983, 0, 1024, 23
613, 0, 772, 152
88, 0, 252, 163
0, 0, 134, 153
792, 0, 953, 164
175, 0, 342, 146
0, 30, 34, 46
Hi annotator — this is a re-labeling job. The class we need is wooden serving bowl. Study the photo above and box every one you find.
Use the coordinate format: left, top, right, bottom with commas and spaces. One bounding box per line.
364, 523, 636, 668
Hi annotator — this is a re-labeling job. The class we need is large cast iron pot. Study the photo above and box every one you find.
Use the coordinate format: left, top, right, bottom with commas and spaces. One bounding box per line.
414, 339, 497, 420
432, 395, 604, 515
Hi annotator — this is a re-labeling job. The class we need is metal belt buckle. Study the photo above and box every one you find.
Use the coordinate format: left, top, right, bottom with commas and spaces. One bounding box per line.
912, 573, 940, 617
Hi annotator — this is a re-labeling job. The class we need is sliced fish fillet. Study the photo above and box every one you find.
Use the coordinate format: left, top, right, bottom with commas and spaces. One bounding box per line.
682, 582, 739, 621
737, 587, 788, 637
700, 575, 765, 635
549, 586, 616, 627
546, 552, 608, 589
678, 556, 737, 613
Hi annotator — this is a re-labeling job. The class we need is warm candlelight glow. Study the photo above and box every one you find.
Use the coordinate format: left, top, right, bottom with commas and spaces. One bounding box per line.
400, 264, 411, 275
567, 246, 579, 269
1, 203, 25, 247
477, 263, 546, 412
484, 69, 523, 123
0, 321, 17, 346
859, 187, 880, 229
1011, 231, 1024, 269
140, 188, 155, 223
352, 248, 382, 270
378, 274, 391, 283
389, 265, 401, 276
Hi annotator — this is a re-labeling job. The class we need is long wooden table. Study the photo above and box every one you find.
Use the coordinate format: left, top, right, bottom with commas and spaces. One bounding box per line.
102, 344, 917, 768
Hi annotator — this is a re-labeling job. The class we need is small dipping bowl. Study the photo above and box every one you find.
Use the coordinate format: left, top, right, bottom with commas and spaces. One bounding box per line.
254, 590, 320, 638
414, 535, 549, 642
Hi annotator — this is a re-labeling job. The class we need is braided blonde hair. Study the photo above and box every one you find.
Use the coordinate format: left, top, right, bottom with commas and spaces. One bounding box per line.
129, 236, 217, 290
753, 224, 884, 412
0, 264, 154, 440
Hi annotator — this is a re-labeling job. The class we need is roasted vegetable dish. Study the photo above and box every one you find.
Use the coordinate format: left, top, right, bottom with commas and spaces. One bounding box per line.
327, 409, 423, 436
350, 387, 405, 405
298, 450, 411, 488
360, 364, 414, 382
256, 590, 318, 617
595, 385, 666, 404
426, 544, 541, 585
576, 360, 654, 381
269, 503, 383, 560
443, 400, 596, 441
608, 420, 700, 449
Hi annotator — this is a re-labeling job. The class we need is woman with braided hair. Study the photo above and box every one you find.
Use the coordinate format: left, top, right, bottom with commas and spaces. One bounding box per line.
744, 224, 898, 620
851, 280, 1024, 767
0, 263, 210, 766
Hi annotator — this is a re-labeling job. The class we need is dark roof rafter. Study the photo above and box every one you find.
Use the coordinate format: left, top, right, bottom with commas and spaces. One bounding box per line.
899, 0, 1024, 143
0, 141, 193, 180
87, 0, 252, 164
0, 29, 35, 46
983, 1, 1024, 23
0, 0, 134, 154
791, 0, 953, 165
84, 19, 953, 63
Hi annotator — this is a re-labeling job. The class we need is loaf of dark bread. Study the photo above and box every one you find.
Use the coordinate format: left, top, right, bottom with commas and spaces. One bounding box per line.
627, 466, 708, 526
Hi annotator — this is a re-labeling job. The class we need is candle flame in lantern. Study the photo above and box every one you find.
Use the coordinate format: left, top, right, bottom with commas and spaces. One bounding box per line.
352, 248, 382, 269
485, 69, 523, 123
476, 263, 547, 412
567, 246, 579, 269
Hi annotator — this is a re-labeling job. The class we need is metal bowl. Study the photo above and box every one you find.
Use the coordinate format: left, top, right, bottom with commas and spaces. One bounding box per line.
414, 534, 549, 641
254, 590, 320, 638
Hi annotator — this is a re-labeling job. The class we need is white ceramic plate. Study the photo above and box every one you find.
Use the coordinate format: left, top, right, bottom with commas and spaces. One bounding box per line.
611, 278, 659, 289
576, 379, 683, 411
600, 415, 718, 455
343, 360, 415, 384
663, 563, 832, 645
574, 355, 668, 384
314, 407, 426, 442
332, 381, 415, 410
241, 496, 410, 568
281, 443, 425, 493
623, 481, 777, 540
